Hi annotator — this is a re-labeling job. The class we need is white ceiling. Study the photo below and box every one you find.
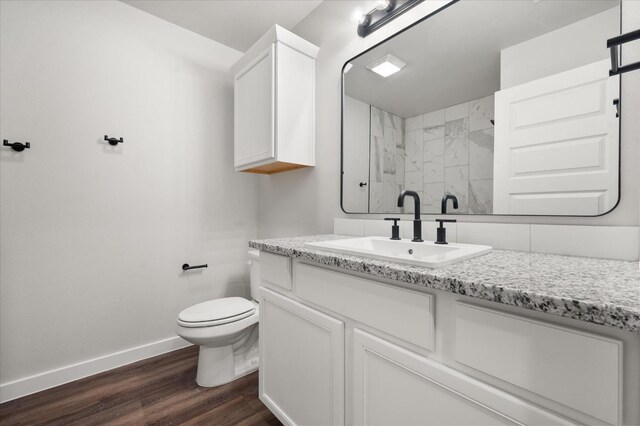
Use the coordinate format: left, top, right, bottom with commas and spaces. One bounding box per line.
121, 0, 323, 52
345, 0, 619, 118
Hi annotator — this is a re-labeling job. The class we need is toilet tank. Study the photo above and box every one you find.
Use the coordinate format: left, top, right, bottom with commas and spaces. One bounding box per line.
248, 250, 261, 301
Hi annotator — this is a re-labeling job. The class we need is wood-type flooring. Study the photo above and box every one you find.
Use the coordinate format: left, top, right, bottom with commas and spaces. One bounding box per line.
0, 345, 281, 426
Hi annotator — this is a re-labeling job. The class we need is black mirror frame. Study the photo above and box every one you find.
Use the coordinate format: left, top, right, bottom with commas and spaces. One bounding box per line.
340, 0, 623, 218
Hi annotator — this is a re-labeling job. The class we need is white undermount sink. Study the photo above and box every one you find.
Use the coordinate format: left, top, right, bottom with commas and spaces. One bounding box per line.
305, 236, 492, 268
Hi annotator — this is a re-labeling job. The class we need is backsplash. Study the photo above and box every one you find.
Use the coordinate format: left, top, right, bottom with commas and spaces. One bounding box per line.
334, 218, 640, 262
404, 95, 495, 214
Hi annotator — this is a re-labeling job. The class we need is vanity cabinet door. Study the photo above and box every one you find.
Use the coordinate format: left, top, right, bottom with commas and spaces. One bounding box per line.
259, 287, 344, 426
234, 45, 275, 169
352, 329, 570, 426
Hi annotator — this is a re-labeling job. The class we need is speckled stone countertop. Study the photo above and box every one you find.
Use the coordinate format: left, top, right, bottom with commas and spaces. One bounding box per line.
249, 235, 640, 333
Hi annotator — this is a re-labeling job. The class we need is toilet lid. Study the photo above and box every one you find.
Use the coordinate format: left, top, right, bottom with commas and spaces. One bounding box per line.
178, 297, 255, 325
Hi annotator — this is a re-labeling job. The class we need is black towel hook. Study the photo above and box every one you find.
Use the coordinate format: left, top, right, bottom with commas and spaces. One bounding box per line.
3, 139, 30, 152
104, 135, 123, 146
182, 263, 208, 271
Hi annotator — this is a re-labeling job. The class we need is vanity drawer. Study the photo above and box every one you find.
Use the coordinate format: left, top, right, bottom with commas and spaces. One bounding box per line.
353, 329, 570, 426
454, 302, 622, 425
294, 262, 434, 351
260, 251, 292, 291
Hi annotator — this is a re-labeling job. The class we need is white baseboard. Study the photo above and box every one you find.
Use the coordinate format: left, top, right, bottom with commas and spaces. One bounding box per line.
0, 335, 191, 403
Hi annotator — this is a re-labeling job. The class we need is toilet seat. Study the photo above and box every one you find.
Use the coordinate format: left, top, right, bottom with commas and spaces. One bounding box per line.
178, 297, 255, 328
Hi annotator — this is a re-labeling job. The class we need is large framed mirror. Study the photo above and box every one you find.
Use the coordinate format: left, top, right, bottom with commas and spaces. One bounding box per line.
341, 0, 622, 216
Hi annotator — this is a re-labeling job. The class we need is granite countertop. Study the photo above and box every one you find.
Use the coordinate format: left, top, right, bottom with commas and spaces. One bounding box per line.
249, 234, 640, 333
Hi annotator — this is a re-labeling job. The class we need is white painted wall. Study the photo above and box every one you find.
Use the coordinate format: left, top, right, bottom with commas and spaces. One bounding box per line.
255, 0, 639, 239
0, 0, 257, 399
501, 8, 619, 89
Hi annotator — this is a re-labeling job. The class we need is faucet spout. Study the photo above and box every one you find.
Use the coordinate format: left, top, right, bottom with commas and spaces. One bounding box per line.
397, 190, 421, 218
397, 190, 423, 242
441, 194, 459, 214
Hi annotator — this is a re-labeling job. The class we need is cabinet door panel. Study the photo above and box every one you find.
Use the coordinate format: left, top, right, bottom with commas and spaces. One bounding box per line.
234, 45, 274, 168
295, 262, 434, 351
260, 287, 344, 426
352, 329, 570, 426
260, 252, 292, 291
455, 302, 622, 425
275, 42, 314, 166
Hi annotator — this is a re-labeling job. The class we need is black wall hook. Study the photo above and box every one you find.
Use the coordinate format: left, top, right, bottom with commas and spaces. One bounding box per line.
104, 135, 123, 146
182, 263, 208, 271
3, 139, 30, 152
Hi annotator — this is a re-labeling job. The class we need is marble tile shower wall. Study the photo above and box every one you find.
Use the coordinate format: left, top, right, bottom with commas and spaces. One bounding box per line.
404, 95, 495, 214
370, 106, 405, 213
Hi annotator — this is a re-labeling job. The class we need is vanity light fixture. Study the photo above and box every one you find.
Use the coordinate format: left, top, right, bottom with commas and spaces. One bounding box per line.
357, 0, 425, 38
367, 54, 406, 77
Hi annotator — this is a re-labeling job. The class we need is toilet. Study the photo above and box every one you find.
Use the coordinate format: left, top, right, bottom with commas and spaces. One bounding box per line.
176, 250, 261, 387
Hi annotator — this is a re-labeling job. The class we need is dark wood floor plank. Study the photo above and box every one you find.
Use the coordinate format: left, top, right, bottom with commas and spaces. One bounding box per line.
236, 405, 283, 426
147, 373, 259, 425
0, 346, 200, 425
181, 395, 256, 426
0, 346, 280, 426
65, 399, 145, 426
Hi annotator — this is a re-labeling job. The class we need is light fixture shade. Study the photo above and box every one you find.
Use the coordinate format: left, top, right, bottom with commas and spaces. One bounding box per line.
366, 54, 406, 77
375, 0, 392, 11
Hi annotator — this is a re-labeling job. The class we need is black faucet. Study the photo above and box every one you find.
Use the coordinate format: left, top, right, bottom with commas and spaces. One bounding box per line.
436, 195, 458, 244
397, 190, 422, 242
441, 194, 459, 214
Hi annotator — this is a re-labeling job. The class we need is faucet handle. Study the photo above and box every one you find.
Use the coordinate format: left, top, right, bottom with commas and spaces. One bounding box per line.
435, 219, 456, 245
435, 219, 457, 225
384, 217, 401, 240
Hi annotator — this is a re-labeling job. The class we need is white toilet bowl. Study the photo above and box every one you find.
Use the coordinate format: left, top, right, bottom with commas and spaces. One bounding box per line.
176, 250, 261, 387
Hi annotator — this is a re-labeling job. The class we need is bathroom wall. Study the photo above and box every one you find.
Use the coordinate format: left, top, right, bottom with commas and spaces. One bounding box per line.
0, 0, 257, 401
404, 95, 495, 215
256, 1, 452, 238
342, 97, 405, 214
254, 0, 640, 239
370, 106, 405, 213
500, 7, 619, 89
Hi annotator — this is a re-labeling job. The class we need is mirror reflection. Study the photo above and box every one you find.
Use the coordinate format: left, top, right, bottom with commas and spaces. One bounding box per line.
342, 0, 621, 216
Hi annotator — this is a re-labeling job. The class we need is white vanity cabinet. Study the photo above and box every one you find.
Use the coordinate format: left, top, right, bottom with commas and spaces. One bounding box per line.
352, 329, 569, 426
259, 287, 344, 426
257, 252, 640, 426
230, 25, 318, 174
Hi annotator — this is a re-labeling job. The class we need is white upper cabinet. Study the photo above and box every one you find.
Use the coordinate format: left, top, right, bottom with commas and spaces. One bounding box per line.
231, 25, 318, 174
